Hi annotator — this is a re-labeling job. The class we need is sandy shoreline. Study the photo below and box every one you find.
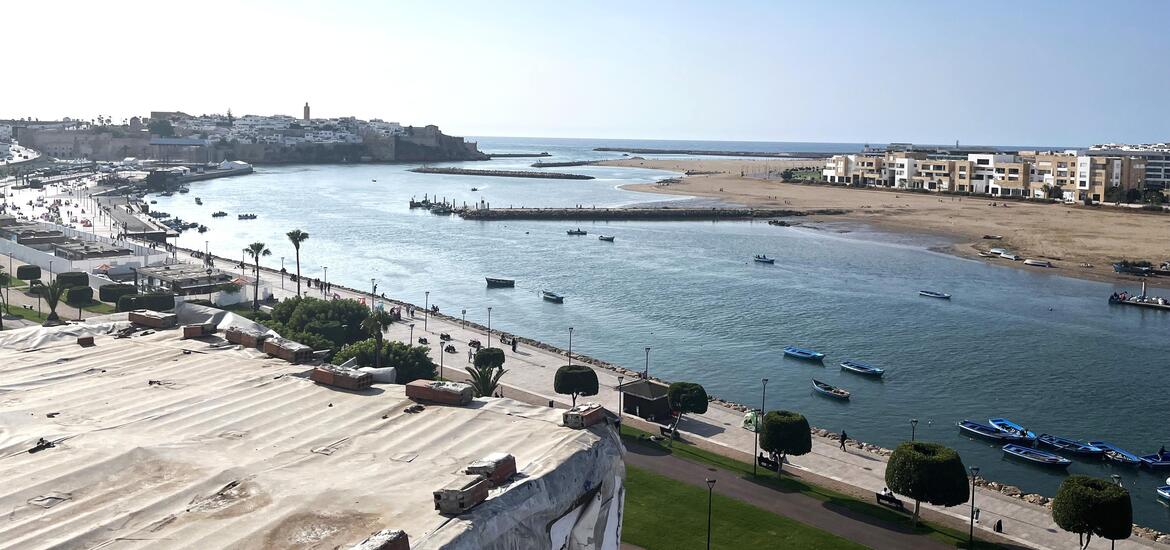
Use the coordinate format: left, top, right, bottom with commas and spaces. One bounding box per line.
605, 158, 1170, 289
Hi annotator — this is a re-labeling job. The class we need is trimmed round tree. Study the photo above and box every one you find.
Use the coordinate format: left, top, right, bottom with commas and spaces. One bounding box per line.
666, 382, 708, 443
1052, 475, 1132, 549
759, 410, 812, 475
64, 286, 93, 320
554, 364, 599, 407
57, 271, 88, 288
16, 265, 41, 281
885, 441, 970, 526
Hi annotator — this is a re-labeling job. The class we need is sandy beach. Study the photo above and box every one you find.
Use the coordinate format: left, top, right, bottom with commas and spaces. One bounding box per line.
606, 158, 1170, 288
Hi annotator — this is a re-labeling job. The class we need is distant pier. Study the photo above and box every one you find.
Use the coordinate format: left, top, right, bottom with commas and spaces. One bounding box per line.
531, 160, 598, 168
486, 152, 551, 158
458, 206, 847, 221
594, 147, 835, 158
409, 167, 594, 180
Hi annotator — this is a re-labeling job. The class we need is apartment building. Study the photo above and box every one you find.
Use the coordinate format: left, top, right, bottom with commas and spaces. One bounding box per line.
1088, 143, 1169, 190
824, 148, 1149, 202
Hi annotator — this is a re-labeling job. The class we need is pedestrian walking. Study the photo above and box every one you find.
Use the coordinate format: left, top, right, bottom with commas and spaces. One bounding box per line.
511, 339, 518, 353
840, 430, 848, 451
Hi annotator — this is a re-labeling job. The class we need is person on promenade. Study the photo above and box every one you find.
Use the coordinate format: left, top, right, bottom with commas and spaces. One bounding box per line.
840, 431, 848, 451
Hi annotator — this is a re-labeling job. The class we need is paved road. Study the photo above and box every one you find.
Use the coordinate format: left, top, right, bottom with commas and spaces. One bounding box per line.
625, 442, 949, 550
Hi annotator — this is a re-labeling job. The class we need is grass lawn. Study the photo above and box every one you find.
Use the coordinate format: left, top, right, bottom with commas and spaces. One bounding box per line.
620, 425, 1000, 549
623, 466, 867, 550
82, 301, 117, 315
1, 305, 48, 325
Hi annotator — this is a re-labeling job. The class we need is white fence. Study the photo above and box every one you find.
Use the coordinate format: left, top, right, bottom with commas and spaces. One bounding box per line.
0, 221, 170, 286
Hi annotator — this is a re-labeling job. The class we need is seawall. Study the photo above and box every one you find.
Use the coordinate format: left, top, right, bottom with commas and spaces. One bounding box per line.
409, 167, 595, 180
594, 147, 836, 158
458, 207, 848, 221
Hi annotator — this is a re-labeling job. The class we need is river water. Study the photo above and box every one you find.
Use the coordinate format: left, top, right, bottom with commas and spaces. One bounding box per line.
151, 137, 1170, 530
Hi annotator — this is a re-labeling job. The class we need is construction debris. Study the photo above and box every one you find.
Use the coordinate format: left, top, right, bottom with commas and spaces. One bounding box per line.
262, 336, 313, 363
348, 529, 410, 550
465, 453, 516, 487
181, 323, 217, 339
433, 474, 490, 514
310, 364, 373, 391
563, 402, 608, 429
224, 326, 269, 348
405, 379, 473, 406
128, 310, 177, 329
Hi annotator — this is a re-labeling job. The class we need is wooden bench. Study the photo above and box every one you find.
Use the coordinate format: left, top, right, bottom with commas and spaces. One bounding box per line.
876, 492, 905, 511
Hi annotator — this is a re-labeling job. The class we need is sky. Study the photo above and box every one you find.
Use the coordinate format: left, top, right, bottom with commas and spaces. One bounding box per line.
3, 0, 1168, 146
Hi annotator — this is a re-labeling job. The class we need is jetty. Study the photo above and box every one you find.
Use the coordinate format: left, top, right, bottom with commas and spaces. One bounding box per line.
409, 167, 594, 180
594, 147, 836, 158
531, 160, 598, 168
458, 206, 847, 221
486, 152, 551, 158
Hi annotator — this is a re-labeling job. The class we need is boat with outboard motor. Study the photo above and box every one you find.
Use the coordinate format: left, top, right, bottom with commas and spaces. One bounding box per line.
1003, 444, 1072, 469
988, 418, 1037, 443
812, 379, 850, 400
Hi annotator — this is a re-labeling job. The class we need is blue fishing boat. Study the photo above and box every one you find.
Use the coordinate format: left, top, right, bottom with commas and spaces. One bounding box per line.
1140, 451, 1170, 469
1088, 441, 1142, 466
988, 418, 1037, 443
840, 360, 885, 378
919, 290, 951, 299
958, 420, 1022, 441
811, 379, 850, 400
783, 346, 824, 362
1002, 444, 1072, 469
1158, 486, 1170, 500
1038, 434, 1104, 457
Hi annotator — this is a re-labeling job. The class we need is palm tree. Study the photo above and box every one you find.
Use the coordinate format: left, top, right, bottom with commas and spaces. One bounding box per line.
361, 310, 395, 369
465, 362, 508, 397
36, 280, 65, 325
286, 229, 309, 297
243, 242, 271, 310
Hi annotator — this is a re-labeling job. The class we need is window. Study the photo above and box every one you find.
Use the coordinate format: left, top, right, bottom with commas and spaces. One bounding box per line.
977, 159, 989, 165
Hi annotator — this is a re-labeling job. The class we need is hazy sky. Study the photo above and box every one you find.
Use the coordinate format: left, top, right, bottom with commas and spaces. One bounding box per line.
5, 0, 1168, 145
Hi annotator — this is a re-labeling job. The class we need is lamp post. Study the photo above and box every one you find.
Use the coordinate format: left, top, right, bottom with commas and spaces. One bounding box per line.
371, 279, 376, 311
424, 291, 430, 331
487, 307, 492, 344
280, 257, 285, 289
567, 327, 574, 366
644, 346, 650, 379
409, 323, 415, 344
322, 266, 328, 297
439, 338, 445, 379
461, 309, 466, 328
969, 466, 980, 549
705, 478, 716, 550
911, 418, 919, 442
617, 375, 624, 423
754, 378, 769, 475
206, 268, 214, 303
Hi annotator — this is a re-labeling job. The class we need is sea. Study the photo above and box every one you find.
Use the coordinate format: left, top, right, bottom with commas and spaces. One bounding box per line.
150, 136, 1170, 530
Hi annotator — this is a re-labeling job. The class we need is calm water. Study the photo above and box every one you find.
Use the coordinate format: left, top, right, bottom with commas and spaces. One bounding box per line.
153, 138, 1170, 529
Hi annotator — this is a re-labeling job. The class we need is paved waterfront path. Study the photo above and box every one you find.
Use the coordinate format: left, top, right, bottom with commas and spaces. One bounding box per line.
625, 444, 949, 550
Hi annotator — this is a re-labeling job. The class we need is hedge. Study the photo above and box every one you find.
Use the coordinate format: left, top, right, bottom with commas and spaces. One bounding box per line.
64, 286, 93, 305
116, 294, 141, 312
57, 271, 89, 288
16, 265, 41, 280
99, 284, 137, 303
116, 293, 176, 312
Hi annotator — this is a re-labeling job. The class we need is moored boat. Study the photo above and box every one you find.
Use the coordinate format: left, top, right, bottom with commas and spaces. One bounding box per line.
485, 277, 516, 288
542, 290, 564, 303
1002, 444, 1072, 469
999, 253, 1021, 261
1158, 486, 1170, 500
783, 346, 824, 361
982, 234, 1003, 240
1023, 259, 1052, 268
959, 420, 1023, 441
1038, 434, 1104, 457
840, 360, 885, 378
812, 379, 850, 400
212, 211, 227, 217
1140, 451, 1170, 469
598, 235, 615, 242
988, 418, 1037, 443
919, 290, 951, 299
989, 247, 1008, 255
753, 254, 775, 264
567, 228, 587, 235
194, 197, 202, 205
1088, 441, 1142, 466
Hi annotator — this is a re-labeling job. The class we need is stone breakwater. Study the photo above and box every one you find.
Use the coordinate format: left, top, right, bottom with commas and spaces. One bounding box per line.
530, 160, 599, 168
458, 207, 849, 221
409, 167, 594, 180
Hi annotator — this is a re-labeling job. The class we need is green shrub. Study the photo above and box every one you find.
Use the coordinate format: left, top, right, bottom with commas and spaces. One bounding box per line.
265, 297, 369, 352
57, 271, 88, 288
116, 294, 141, 312
885, 441, 969, 525
16, 265, 41, 280
332, 339, 436, 383
554, 364, 599, 406
1052, 475, 1132, 546
183, 298, 215, 307
474, 347, 506, 369
64, 286, 93, 305
759, 410, 812, 471
137, 293, 176, 311
99, 284, 137, 303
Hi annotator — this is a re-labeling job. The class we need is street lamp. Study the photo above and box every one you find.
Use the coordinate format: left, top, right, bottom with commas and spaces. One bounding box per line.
911, 418, 919, 442
322, 266, 328, 296
206, 268, 214, 303
644, 346, 650, 379
461, 309, 466, 328
616, 375, 624, 423
754, 378, 769, 475
280, 257, 285, 289
567, 327, 574, 366
706, 478, 716, 550
371, 279, 377, 311
439, 337, 445, 379
969, 466, 980, 549
487, 307, 492, 343
409, 323, 415, 344
424, 291, 430, 331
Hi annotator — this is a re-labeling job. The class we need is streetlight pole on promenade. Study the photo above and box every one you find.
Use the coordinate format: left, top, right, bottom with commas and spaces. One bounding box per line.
706, 478, 716, 550
753, 378, 768, 475
911, 418, 919, 442
969, 466, 980, 549
424, 291, 430, 331
567, 327, 574, 366
644, 347, 650, 379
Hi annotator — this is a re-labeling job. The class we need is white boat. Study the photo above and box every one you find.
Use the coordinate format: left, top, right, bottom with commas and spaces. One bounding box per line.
999, 253, 1021, 261
919, 290, 951, 300
1023, 259, 1052, 268
989, 248, 1008, 255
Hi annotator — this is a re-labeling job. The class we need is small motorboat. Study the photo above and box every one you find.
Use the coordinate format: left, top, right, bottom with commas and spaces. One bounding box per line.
988, 418, 1037, 443
178, 187, 190, 194
598, 235, 615, 242
485, 277, 516, 288
567, 228, 587, 235
1140, 452, 1170, 469
839, 360, 885, 378
783, 346, 824, 362
470, 187, 478, 191
1158, 486, 1170, 500
1002, 444, 1072, 469
977, 251, 997, 258
999, 253, 1021, 261
753, 254, 775, 264
958, 420, 1023, 441
542, 290, 564, 303
812, 379, 850, 400
919, 290, 951, 299
194, 197, 202, 205
989, 247, 1008, 256
238, 213, 257, 220
1038, 434, 1105, 457
1023, 259, 1052, 268
212, 211, 228, 218
982, 235, 1003, 240
1088, 441, 1142, 466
